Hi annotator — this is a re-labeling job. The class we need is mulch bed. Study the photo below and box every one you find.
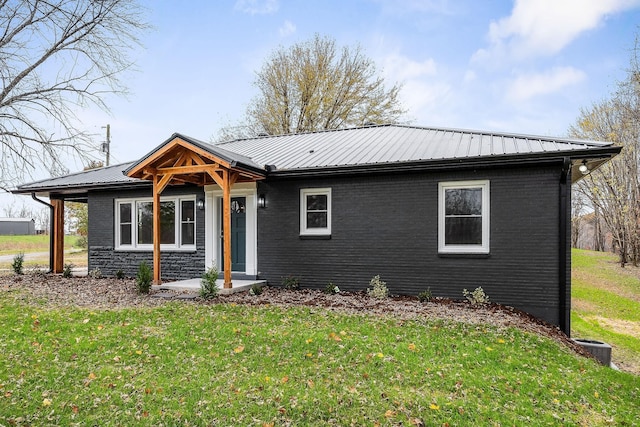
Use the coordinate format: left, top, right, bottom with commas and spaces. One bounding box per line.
0, 273, 593, 361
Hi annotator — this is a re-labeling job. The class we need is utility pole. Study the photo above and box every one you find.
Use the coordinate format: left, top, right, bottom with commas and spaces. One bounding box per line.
101, 124, 111, 166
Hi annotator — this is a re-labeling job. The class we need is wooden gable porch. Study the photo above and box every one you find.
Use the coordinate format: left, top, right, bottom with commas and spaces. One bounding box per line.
126, 135, 265, 287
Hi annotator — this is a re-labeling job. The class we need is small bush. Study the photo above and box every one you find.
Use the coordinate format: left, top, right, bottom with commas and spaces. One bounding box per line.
200, 265, 219, 299
324, 282, 340, 294
62, 263, 74, 278
11, 252, 24, 275
418, 288, 432, 303
75, 235, 88, 249
136, 262, 153, 294
115, 269, 126, 280
88, 268, 102, 279
281, 275, 300, 290
249, 283, 263, 296
463, 287, 490, 305
367, 275, 389, 299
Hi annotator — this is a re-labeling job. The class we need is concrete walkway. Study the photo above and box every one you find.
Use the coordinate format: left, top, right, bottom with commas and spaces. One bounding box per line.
153, 278, 266, 295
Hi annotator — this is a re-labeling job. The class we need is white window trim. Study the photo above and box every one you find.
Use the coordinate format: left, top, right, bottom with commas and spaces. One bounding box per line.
438, 180, 490, 254
300, 188, 332, 236
115, 196, 197, 251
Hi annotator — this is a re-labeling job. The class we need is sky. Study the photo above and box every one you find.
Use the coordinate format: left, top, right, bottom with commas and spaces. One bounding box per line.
3, 0, 640, 211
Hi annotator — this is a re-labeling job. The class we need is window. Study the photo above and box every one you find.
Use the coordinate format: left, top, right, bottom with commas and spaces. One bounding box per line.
116, 196, 196, 250
300, 188, 331, 235
438, 180, 489, 254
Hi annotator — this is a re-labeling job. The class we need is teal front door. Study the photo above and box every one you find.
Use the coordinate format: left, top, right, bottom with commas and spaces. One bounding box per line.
221, 197, 246, 272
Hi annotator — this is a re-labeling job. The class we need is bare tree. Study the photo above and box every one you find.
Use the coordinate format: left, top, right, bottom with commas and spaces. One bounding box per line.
570, 39, 640, 266
218, 34, 406, 140
2, 201, 32, 218
571, 192, 586, 248
0, 0, 148, 191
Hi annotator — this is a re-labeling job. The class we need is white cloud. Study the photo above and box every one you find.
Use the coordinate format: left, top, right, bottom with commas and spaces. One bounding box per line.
474, 0, 640, 62
234, 0, 279, 15
278, 20, 296, 37
463, 70, 476, 83
372, 0, 457, 15
506, 67, 586, 101
379, 53, 451, 121
381, 54, 437, 81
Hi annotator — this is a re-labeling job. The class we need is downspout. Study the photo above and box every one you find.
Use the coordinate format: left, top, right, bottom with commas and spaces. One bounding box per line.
559, 158, 571, 335
31, 193, 54, 273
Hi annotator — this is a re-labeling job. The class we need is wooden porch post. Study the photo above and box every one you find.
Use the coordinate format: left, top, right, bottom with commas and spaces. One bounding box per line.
153, 174, 162, 284
51, 199, 64, 273
222, 170, 232, 288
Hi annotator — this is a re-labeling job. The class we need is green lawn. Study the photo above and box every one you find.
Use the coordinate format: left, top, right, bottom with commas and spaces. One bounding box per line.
0, 235, 87, 270
0, 295, 638, 426
0, 235, 78, 255
572, 249, 640, 374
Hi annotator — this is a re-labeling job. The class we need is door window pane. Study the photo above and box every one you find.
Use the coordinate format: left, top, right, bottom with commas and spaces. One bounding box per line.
181, 200, 195, 246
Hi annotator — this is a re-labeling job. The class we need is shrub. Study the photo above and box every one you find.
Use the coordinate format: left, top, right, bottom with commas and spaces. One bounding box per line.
324, 282, 340, 294
200, 265, 219, 299
249, 283, 263, 296
367, 275, 389, 299
136, 262, 153, 294
463, 287, 490, 305
75, 235, 88, 249
62, 263, 74, 278
281, 275, 300, 290
418, 288, 432, 303
11, 252, 24, 275
88, 268, 102, 279
115, 269, 126, 280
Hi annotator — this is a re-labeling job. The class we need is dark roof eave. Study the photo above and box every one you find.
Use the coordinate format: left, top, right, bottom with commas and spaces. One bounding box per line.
11, 180, 151, 196
266, 147, 622, 178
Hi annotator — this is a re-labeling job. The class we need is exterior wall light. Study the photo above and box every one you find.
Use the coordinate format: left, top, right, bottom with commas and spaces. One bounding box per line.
258, 194, 266, 208
579, 161, 589, 175
197, 198, 205, 210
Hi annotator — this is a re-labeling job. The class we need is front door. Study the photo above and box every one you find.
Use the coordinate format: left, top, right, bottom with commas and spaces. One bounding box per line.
221, 197, 246, 272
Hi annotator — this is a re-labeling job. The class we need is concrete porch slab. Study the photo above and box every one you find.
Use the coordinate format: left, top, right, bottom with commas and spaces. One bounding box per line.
152, 278, 266, 295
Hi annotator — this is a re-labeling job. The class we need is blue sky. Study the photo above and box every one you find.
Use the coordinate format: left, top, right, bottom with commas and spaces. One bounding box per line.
92, 0, 640, 165
3, 0, 640, 210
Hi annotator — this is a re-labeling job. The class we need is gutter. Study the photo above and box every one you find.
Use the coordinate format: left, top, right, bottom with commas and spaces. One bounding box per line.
31, 193, 54, 273
265, 148, 622, 179
559, 158, 571, 335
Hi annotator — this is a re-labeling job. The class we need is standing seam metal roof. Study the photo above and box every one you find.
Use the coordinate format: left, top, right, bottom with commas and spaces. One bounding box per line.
215, 123, 614, 171
13, 124, 618, 193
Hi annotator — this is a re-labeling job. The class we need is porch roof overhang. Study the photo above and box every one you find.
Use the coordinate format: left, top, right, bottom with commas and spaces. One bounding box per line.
124, 133, 266, 288
125, 133, 266, 187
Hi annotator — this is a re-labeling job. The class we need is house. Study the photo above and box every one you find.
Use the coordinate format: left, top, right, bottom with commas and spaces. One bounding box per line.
0, 218, 36, 235
12, 124, 621, 334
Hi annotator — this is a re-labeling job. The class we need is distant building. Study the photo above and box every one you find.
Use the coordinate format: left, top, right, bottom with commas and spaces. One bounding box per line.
0, 218, 36, 235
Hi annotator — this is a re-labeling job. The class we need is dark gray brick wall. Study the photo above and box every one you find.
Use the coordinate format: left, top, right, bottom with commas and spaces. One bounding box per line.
257, 164, 565, 326
87, 185, 205, 280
